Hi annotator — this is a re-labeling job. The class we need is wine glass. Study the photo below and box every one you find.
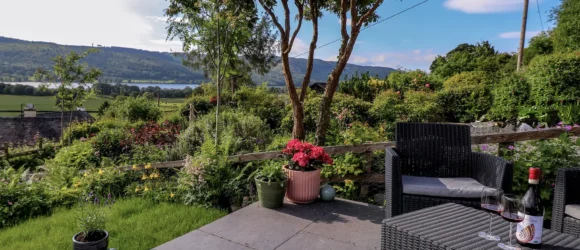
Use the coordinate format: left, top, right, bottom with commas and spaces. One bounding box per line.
479, 187, 503, 241
498, 194, 525, 250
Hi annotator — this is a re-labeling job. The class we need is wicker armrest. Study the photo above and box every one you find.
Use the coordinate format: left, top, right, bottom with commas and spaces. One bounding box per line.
385, 147, 403, 218
552, 168, 580, 233
470, 152, 513, 192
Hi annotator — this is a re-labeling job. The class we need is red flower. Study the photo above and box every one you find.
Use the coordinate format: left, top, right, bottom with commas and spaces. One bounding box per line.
292, 152, 310, 167
396, 91, 401, 95
425, 83, 431, 88
309, 146, 325, 160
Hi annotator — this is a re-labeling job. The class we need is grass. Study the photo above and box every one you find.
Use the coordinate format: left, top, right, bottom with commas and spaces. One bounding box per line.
0, 198, 226, 250
0, 95, 184, 117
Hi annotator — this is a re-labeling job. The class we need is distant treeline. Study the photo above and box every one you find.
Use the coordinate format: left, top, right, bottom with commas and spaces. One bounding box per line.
0, 82, 195, 98
93, 82, 194, 98
0, 82, 54, 96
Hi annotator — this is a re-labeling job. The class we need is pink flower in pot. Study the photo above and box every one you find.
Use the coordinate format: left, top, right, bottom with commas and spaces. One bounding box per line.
282, 139, 333, 203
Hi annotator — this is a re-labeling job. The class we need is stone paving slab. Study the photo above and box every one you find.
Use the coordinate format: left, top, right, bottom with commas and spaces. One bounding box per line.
200, 201, 326, 250
153, 230, 253, 250
154, 198, 383, 250
275, 231, 355, 250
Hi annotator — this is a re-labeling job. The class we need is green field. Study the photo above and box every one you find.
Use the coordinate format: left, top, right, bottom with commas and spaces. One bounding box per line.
0, 95, 183, 117
0, 198, 226, 250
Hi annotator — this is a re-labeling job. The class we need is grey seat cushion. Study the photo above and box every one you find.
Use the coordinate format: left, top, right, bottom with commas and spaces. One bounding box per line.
565, 205, 580, 220
402, 175, 492, 198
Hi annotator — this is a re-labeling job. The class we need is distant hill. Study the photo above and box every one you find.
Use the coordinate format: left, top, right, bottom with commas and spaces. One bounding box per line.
0, 36, 395, 86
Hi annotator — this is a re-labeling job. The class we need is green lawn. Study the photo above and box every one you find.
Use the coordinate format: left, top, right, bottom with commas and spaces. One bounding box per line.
0, 95, 184, 116
0, 198, 226, 250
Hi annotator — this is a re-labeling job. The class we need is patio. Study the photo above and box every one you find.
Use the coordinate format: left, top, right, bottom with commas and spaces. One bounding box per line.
153, 198, 383, 250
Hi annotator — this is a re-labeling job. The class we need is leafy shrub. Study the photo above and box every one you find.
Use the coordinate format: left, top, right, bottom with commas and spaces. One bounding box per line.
62, 122, 100, 143
180, 95, 213, 120
503, 132, 580, 218
341, 121, 382, 145
282, 92, 372, 135
233, 85, 286, 129
126, 145, 167, 165
526, 52, 580, 105
0, 168, 51, 229
174, 110, 272, 158
488, 73, 530, 122
399, 91, 443, 123
254, 162, 287, 183
177, 154, 239, 209
369, 90, 402, 124
125, 121, 181, 147
338, 72, 389, 101
438, 72, 493, 122
49, 141, 99, 171
76, 167, 133, 198
89, 128, 130, 159
386, 69, 442, 92
106, 95, 162, 122
557, 101, 580, 125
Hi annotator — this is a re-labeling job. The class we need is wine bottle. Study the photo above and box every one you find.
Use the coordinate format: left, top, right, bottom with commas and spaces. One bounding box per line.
516, 167, 544, 248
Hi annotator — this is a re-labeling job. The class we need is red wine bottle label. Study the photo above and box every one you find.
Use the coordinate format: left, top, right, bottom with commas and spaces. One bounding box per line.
516, 212, 543, 244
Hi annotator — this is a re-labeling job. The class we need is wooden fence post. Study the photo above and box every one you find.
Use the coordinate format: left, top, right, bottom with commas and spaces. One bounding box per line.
359, 151, 374, 198
189, 103, 195, 122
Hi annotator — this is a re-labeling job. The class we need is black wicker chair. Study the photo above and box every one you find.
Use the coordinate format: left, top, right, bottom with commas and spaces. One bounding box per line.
384, 123, 513, 218
552, 168, 580, 237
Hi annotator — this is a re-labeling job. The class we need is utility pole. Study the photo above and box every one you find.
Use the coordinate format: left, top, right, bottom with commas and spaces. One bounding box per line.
517, 0, 530, 72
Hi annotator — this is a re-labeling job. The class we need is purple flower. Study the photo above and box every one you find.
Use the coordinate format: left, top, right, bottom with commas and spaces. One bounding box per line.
565, 125, 572, 131
574, 124, 580, 127
558, 121, 563, 126
481, 144, 488, 151
508, 145, 515, 150
88, 191, 93, 197
7, 201, 12, 206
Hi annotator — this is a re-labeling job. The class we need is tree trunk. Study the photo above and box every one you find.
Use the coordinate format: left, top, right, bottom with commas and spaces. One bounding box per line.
315, 27, 361, 146
300, 1, 319, 102
281, 53, 305, 140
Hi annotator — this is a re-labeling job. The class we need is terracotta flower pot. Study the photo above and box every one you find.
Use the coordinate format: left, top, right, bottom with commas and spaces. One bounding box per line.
284, 167, 321, 204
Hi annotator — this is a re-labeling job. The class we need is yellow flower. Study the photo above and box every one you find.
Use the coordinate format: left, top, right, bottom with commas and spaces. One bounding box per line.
83, 172, 88, 177
132, 164, 138, 170
170, 192, 175, 198
144, 163, 152, 169
141, 174, 148, 180
135, 187, 141, 192
73, 182, 80, 188
144, 187, 150, 192
98, 169, 104, 175
150, 172, 159, 179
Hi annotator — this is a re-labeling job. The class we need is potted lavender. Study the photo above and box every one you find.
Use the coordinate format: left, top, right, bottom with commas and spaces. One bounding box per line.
72, 193, 114, 250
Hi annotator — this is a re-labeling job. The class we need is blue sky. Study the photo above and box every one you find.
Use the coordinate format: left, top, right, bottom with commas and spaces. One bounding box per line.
0, 0, 561, 70
282, 0, 560, 70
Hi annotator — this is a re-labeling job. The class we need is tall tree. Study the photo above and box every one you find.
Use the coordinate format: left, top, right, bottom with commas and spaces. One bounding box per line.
257, 0, 323, 139
314, 0, 385, 145
550, 0, 580, 52
167, 0, 278, 143
35, 50, 101, 144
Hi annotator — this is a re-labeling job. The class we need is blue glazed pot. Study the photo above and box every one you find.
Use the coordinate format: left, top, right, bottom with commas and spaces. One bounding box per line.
320, 184, 336, 201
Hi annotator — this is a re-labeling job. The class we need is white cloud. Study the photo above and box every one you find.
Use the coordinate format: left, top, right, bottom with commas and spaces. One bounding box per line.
336, 49, 437, 70
444, 0, 527, 14
0, 0, 182, 52
288, 38, 310, 58
499, 31, 541, 39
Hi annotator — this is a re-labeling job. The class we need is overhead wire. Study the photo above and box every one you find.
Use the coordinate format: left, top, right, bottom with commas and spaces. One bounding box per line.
290, 0, 429, 58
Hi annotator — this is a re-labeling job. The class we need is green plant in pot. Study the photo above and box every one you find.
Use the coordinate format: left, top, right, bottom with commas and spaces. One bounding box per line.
72, 192, 114, 250
254, 163, 288, 209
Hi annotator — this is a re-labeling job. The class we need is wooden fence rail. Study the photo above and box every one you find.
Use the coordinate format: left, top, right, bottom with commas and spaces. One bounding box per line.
16, 127, 580, 187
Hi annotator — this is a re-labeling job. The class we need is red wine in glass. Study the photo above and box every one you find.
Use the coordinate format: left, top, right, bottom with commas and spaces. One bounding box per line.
479, 188, 503, 241
498, 194, 525, 250
481, 204, 501, 215
502, 213, 524, 223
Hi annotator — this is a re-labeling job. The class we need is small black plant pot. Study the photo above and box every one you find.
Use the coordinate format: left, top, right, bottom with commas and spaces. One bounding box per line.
72, 230, 109, 250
